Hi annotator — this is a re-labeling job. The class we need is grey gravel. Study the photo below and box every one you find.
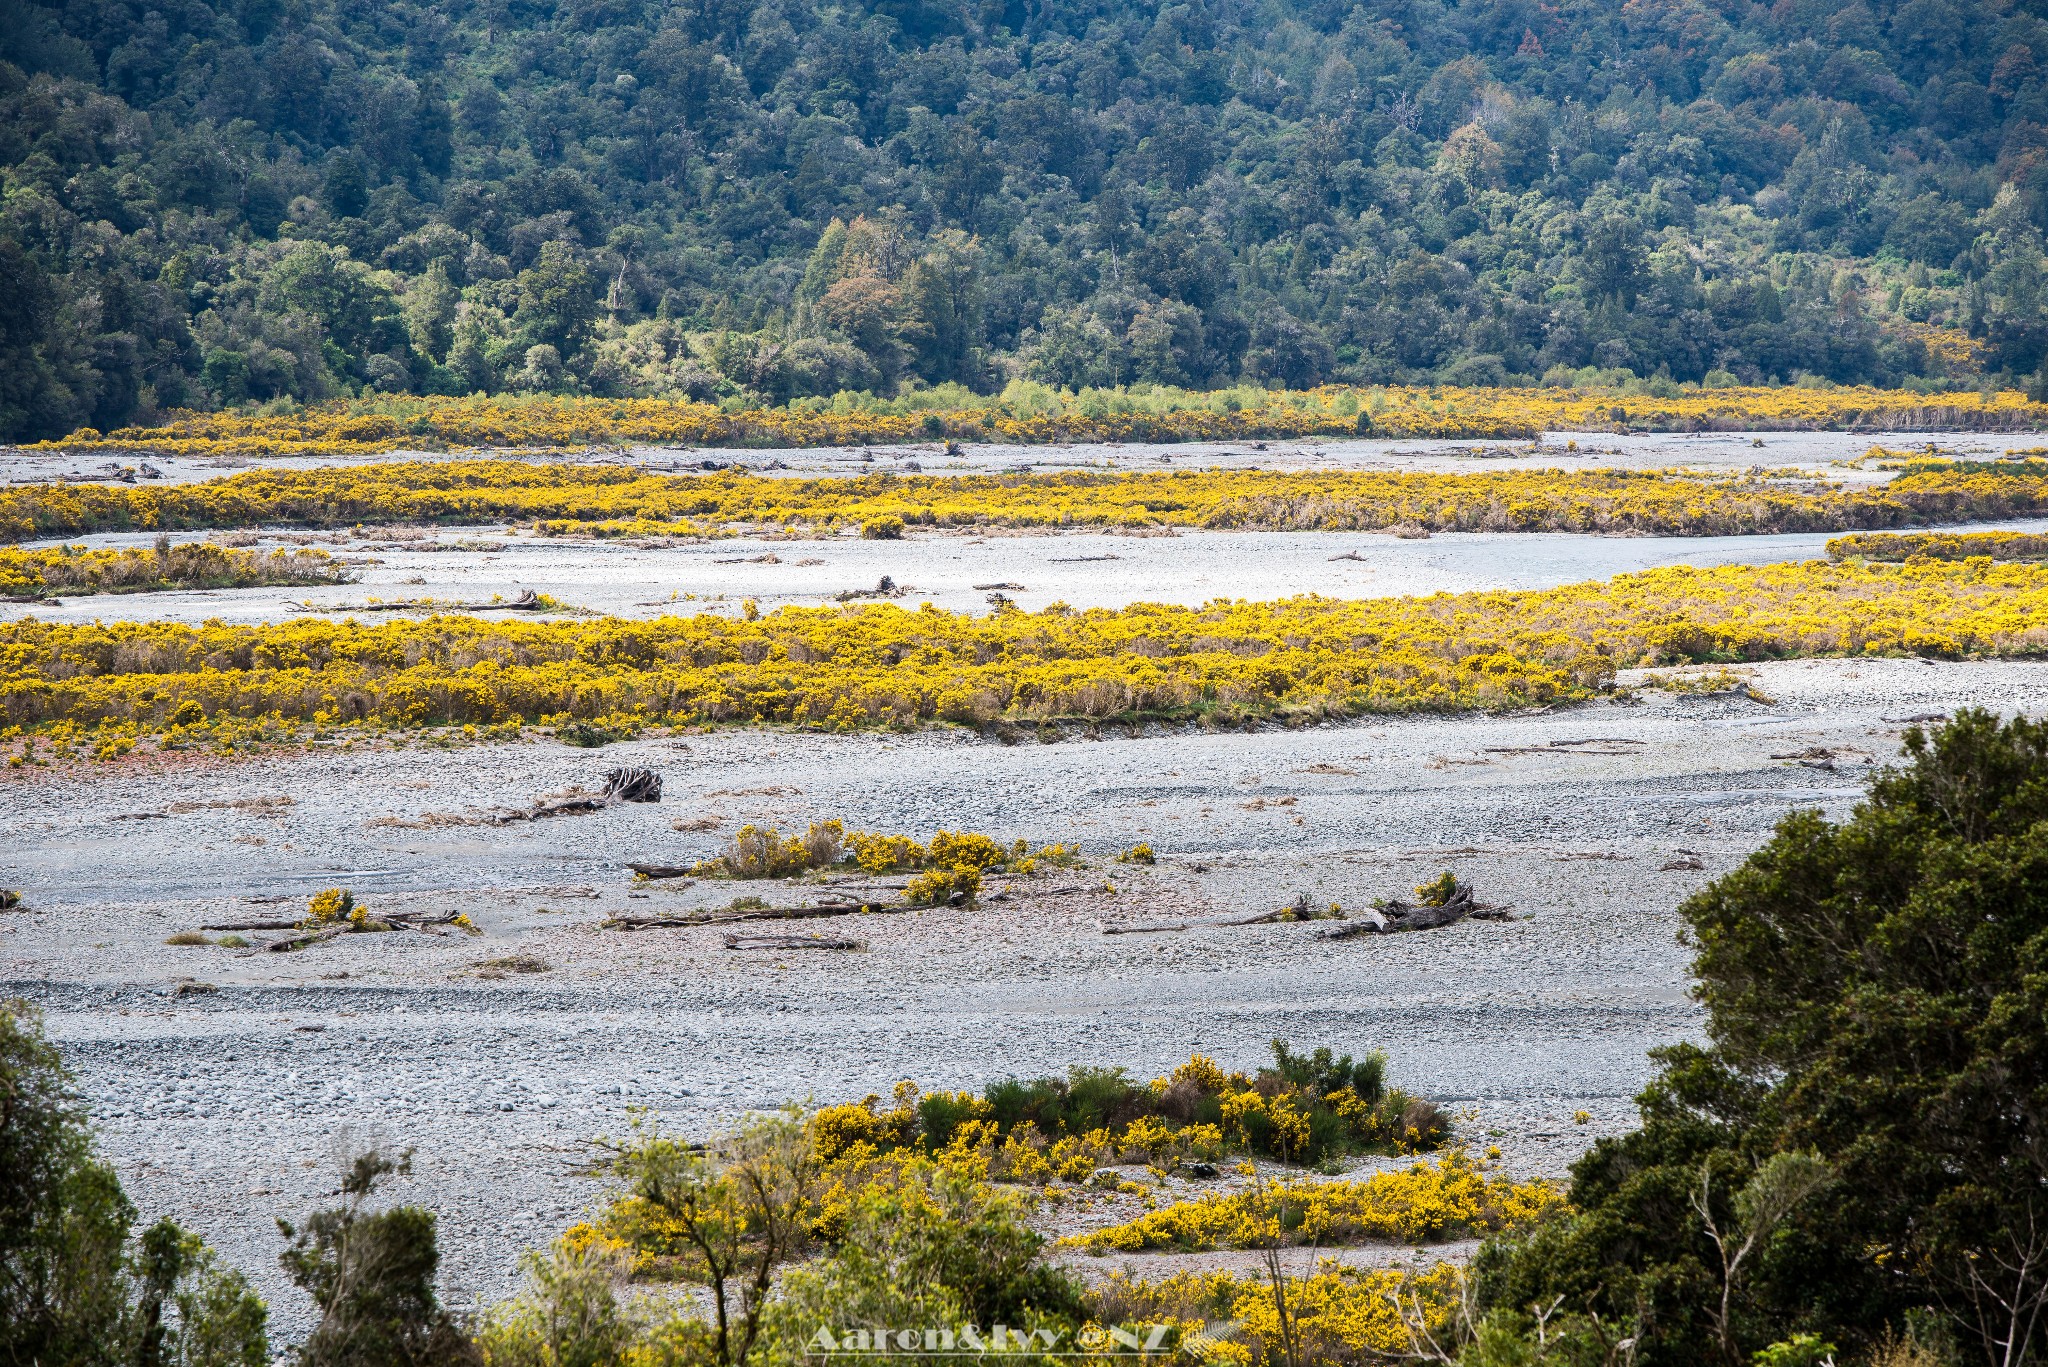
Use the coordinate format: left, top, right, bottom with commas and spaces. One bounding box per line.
4, 656, 2042, 1334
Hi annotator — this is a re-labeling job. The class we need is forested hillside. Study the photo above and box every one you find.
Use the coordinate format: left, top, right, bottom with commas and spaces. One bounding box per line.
3, 0, 2048, 439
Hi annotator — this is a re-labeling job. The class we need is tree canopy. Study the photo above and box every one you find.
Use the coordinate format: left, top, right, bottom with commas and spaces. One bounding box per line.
2, 0, 2047, 437
1474, 709, 2048, 1367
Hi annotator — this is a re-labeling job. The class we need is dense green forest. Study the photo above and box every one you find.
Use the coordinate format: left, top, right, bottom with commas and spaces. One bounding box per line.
3, 0, 2048, 440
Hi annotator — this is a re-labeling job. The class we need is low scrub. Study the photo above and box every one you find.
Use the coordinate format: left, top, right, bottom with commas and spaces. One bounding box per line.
15, 456, 2048, 544
0, 537, 346, 597
1090, 1263, 1469, 1366
684, 821, 1083, 899
9, 559, 2048, 753
1061, 1148, 1562, 1253
804, 1041, 1447, 1173
1828, 528, 2048, 561
29, 387, 2048, 465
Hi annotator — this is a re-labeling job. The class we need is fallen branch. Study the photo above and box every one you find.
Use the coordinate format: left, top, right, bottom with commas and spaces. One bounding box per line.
1049, 554, 1119, 563
836, 575, 907, 600
388, 909, 467, 929
606, 901, 888, 929
723, 933, 863, 950
292, 588, 546, 613
973, 581, 1026, 590
1318, 883, 1513, 939
201, 919, 301, 931
267, 926, 346, 953
1102, 895, 1335, 935
395, 766, 664, 827
626, 864, 695, 881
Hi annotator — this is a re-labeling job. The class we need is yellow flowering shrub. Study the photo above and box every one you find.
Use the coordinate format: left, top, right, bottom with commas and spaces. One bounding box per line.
1090, 1262, 1467, 1365
8, 560, 2046, 749
809, 1100, 912, 1162
302, 887, 359, 927
902, 865, 982, 905
30, 386, 2048, 461
1828, 529, 2048, 561
845, 831, 923, 872
1063, 1149, 1562, 1253
14, 456, 2048, 544
693, 820, 845, 877
681, 823, 1074, 884
0, 541, 345, 597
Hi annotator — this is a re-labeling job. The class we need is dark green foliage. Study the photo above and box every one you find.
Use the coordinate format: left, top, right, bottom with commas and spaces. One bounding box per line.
557, 719, 630, 747
0, 998, 133, 1365
279, 1147, 478, 1367
913, 1091, 988, 1153
974, 1042, 1437, 1164
772, 1165, 1087, 1354
1473, 710, 2048, 1367
132, 1218, 270, 1367
4, 0, 2048, 436
1269, 1039, 1385, 1104
0, 1001, 268, 1367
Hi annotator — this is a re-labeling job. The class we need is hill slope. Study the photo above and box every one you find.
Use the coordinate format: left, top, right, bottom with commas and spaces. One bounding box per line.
2, 0, 2047, 439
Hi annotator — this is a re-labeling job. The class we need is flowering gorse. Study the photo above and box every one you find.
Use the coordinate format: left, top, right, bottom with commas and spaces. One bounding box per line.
6, 560, 2048, 756
11, 458, 2048, 543
32, 385, 2048, 461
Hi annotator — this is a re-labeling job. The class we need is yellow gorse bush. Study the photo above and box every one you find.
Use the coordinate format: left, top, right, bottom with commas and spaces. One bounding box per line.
1064, 1148, 1562, 1253
1828, 529, 2048, 561
0, 541, 345, 596
1091, 1262, 1468, 1365
682, 824, 1080, 889
32, 386, 2048, 460
6, 559, 2048, 745
302, 887, 359, 927
12, 457, 2048, 543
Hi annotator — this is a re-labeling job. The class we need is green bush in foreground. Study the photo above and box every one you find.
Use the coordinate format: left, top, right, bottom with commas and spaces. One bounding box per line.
1469, 710, 2048, 1367
0, 999, 268, 1367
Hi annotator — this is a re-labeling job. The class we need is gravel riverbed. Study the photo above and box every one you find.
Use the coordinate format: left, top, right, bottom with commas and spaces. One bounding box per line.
5, 656, 2041, 1334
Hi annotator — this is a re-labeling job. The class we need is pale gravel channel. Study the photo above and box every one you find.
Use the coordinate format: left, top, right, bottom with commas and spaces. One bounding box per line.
1, 427, 2025, 492
14, 519, 2048, 629
4, 657, 2045, 1336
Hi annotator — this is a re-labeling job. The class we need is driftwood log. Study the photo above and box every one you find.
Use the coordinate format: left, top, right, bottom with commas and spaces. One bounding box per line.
602, 767, 663, 803
292, 587, 546, 613
234, 907, 470, 949
1318, 883, 1511, 939
835, 576, 903, 601
607, 901, 886, 930
1103, 893, 1326, 935
723, 933, 863, 950
267, 926, 346, 953
476, 766, 663, 824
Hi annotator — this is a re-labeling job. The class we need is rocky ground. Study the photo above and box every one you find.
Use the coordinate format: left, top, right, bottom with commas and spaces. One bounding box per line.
5, 655, 2040, 1333
23, 519, 2021, 628
1, 426, 1992, 490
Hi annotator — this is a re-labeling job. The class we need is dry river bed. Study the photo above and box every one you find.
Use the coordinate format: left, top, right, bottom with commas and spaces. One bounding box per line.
3, 657, 2042, 1335
16, 516, 2048, 627
0, 427, 2015, 491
